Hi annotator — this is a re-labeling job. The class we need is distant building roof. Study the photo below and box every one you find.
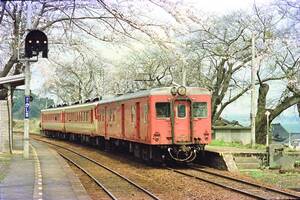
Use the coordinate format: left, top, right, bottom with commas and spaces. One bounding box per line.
271, 123, 289, 141
283, 134, 300, 144
214, 117, 243, 127
291, 134, 300, 140
291, 132, 300, 135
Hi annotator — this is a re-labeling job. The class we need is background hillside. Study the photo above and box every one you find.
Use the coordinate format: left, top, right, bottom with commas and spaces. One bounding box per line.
12, 90, 54, 119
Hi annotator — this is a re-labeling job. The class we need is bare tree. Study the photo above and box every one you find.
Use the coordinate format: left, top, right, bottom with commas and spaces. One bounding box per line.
0, 0, 161, 99
149, 1, 299, 137
255, 40, 300, 143
250, 1, 300, 144
112, 45, 180, 94
181, 12, 260, 122
44, 50, 105, 103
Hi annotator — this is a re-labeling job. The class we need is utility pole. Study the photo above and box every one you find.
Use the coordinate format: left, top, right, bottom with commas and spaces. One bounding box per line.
182, 65, 186, 87
265, 110, 270, 147
251, 33, 256, 147
265, 110, 271, 166
24, 0, 32, 159
182, 55, 187, 87
7, 85, 13, 154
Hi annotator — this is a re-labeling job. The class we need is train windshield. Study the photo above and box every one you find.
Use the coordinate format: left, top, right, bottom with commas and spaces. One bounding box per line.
156, 102, 170, 118
193, 102, 207, 118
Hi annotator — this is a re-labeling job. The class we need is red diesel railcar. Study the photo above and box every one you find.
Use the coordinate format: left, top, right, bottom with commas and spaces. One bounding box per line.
41, 86, 211, 162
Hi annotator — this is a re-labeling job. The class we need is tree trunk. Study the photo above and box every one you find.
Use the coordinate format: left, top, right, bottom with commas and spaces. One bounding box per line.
255, 82, 300, 144
255, 83, 269, 144
256, 116, 268, 144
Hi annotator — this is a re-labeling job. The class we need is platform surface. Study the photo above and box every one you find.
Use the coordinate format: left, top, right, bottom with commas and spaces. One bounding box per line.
206, 145, 266, 154
0, 134, 90, 200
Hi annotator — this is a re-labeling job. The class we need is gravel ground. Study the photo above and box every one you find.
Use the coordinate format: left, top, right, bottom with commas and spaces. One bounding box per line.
36, 137, 257, 200
67, 160, 112, 200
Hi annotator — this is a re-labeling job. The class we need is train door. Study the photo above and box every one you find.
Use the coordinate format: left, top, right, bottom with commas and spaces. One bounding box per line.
62, 112, 65, 132
121, 104, 125, 138
135, 102, 140, 139
174, 100, 191, 143
104, 106, 108, 139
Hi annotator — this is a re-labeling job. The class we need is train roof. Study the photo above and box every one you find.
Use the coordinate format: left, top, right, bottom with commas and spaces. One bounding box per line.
41, 87, 210, 113
99, 87, 210, 104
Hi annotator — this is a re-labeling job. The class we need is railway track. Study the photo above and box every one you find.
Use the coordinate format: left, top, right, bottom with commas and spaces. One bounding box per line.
167, 165, 300, 200
32, 138, 160, 200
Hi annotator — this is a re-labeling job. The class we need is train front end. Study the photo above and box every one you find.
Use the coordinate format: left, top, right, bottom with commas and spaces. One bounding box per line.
150, 87, 211, 162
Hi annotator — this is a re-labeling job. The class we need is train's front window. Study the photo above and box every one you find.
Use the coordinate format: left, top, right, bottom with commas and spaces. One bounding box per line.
156, 102, 170, 118
193, 102, 207, 118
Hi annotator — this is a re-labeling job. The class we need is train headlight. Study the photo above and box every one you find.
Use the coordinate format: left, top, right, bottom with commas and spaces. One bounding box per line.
170, 87, 177, 96
177, 86, 186, 96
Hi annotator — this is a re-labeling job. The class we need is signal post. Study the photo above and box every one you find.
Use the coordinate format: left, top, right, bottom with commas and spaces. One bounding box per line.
22, 0, 48, 158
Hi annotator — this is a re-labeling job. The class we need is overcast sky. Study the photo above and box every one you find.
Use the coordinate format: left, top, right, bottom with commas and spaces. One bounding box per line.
190, 0, 272, 13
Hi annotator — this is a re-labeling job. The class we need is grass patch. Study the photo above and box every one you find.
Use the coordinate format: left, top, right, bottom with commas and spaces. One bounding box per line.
242, 169, 300, 189
13, 119, 40, 134
243, 169, 267, 179
210, 140, 266, 150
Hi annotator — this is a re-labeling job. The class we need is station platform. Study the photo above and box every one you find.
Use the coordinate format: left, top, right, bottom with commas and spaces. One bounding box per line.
0, 134, 90, 200
205, 145, 266, 155
201, 146, 266, 172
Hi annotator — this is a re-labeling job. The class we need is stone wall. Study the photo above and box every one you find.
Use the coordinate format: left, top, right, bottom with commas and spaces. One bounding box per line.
0, 100, 9, 152
212, 126, 252, 145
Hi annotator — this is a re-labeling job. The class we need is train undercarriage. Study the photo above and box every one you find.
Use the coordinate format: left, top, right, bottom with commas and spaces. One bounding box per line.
42, 130, 206, 163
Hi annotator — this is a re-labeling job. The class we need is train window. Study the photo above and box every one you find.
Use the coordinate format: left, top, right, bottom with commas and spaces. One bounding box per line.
98, 110, 101, 120
143, 104, 148, 123
156, 102, 170, 118
131, 105, 136, 123
177, 104, 186, 118
102, 110, 105, 121
109, 109, 112, 121
193, 102, 208, 118
111, 109, 113, 121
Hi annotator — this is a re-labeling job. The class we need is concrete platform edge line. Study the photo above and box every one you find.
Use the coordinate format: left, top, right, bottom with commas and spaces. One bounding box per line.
30, 144, 44, 200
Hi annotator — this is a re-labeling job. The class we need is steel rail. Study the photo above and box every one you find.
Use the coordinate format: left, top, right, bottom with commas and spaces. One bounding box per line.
167, 167, 268, 200
58, 151, 118, 200
33, 138, 160, 200
167, 167, 300, 200
190, 165, 300, 199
